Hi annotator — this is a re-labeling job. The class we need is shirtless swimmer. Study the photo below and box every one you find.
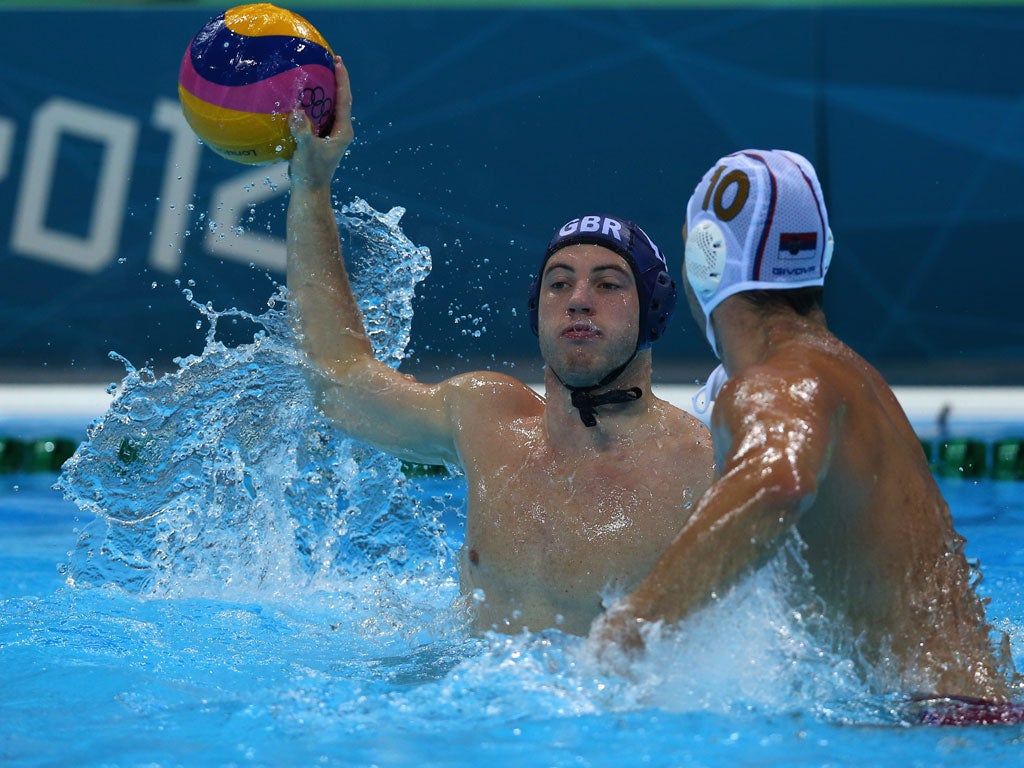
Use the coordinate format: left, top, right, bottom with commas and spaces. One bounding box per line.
285, 56, 714, 635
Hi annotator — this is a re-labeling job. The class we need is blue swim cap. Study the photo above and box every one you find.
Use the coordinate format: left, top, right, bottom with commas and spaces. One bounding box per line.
527, 214, 676, 350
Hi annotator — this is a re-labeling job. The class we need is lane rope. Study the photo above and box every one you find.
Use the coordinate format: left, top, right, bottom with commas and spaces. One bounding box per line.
2, 434, 1022, 480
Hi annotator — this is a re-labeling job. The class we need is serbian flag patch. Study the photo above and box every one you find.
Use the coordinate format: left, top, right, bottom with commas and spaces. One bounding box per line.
779, 232, 817, 255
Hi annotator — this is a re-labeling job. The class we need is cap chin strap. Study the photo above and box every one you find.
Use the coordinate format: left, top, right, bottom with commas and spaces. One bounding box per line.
571, 386, 643, 428
552, 352, 643, 428
692, 363, 728, 416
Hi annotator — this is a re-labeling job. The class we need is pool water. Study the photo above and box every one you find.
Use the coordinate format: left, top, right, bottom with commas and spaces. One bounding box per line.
2, 468, 1024, 767
3, 200, 1024, 766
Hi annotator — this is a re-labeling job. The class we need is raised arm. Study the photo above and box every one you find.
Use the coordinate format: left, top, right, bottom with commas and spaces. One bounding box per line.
286, 56, 459, 466
593, 368, 840, 647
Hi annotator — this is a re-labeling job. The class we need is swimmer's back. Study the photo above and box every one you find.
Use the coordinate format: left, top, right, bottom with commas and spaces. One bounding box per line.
771, 331, 1009, 699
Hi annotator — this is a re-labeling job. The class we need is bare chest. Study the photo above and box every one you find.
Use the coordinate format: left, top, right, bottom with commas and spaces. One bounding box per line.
463, 444, 694, 602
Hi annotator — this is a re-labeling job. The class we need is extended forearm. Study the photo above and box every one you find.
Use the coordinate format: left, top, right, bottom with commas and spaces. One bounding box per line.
286, 181, 373, 374
279, 57, 457, 465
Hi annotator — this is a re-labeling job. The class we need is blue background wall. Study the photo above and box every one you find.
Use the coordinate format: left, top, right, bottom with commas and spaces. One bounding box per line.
2, 5, 1023, 384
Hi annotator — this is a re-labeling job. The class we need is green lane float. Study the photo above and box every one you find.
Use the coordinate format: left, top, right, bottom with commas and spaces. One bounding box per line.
992, 439, 1024, 481
0, 437, 78, 474
936, 438, 988, 479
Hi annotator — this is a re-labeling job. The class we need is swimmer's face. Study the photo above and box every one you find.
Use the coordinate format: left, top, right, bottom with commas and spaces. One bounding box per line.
536, 244, 640, 386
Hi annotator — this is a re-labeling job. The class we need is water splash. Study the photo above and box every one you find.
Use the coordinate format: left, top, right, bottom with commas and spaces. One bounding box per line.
56, 199, 459, 624
310, 537, 885, 735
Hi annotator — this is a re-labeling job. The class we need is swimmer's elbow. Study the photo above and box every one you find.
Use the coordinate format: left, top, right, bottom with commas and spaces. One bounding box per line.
305, 351, 380, 390
756, 460, 818, 519
300, 333, 374, 381
725, 449, 815, 513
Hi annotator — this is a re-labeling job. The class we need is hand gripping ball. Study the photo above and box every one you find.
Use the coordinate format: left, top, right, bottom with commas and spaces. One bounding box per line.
178, 3, 335, 164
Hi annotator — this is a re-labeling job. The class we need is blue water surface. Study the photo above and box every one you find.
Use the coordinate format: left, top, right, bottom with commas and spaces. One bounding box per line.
2, 468, 1024, 767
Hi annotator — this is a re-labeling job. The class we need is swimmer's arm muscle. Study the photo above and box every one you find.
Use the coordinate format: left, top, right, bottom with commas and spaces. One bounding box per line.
286, 56, 365, 375
285, 57, 458, 467
287, 183, 458, 467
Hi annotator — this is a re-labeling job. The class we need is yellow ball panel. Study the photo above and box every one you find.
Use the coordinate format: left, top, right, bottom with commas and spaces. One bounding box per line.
179, 86, 295, 165
224, 3, 332, 51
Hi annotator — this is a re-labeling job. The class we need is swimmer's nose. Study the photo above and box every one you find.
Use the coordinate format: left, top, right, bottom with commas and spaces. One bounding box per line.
567, 283, 593, 314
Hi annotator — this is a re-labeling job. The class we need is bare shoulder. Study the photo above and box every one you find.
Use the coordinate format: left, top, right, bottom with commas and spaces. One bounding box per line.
654, 396, 712, 439
716, 338, 890, 463
439, 371, 545, 465
441, 370, 544, 419
717, 350, 843, 425
648, 397, 716, 491
650, 396, 714, 457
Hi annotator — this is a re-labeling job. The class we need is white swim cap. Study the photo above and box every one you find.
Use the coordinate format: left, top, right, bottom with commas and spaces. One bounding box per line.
684, 149, 833, 357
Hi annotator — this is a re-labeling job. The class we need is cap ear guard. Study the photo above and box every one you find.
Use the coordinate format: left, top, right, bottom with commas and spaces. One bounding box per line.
685, 218, 727, 299
640, 268, 677, 347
